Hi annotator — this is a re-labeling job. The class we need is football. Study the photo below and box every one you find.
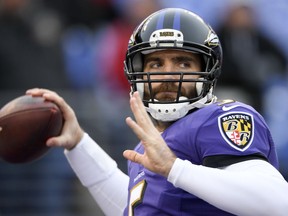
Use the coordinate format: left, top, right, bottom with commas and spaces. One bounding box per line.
0, 95, 63, 163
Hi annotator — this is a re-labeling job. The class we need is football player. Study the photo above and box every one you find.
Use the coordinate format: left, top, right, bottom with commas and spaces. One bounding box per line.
27, 8, 288, 216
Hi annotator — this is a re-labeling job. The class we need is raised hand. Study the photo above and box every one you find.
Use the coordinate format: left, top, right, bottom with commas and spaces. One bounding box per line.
123, 92, 177, 177
26, 88, 84, 150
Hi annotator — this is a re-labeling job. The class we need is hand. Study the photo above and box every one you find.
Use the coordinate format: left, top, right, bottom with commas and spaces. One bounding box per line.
26, 88, 84, 150
123, 91, 177, 177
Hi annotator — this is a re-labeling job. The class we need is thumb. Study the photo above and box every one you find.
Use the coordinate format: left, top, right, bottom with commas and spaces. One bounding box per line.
123, 150, 143, 164
46, 136, 74, 150
46, 136, 64, 147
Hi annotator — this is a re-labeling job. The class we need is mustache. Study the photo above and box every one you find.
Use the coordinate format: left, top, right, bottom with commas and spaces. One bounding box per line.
153, 82, 186, 94
144, 82, 188, 100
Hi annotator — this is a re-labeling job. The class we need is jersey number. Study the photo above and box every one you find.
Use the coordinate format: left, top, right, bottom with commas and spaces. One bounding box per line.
128, 180, 147, 216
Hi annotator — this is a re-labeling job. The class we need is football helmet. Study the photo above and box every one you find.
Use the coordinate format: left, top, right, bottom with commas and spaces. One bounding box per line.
124, 8, 222, 121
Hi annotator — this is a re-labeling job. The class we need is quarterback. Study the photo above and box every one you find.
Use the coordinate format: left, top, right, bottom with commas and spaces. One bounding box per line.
27, 8, 288, 215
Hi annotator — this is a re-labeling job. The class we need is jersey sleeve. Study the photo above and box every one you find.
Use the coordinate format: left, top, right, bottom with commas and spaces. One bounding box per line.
193, 103, 279, 168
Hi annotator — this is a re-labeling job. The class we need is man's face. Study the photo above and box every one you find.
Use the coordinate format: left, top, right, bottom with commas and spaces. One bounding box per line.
142, 50, 202, 102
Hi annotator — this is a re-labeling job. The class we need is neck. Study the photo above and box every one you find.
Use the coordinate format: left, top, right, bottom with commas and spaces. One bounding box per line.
153, 119, 174, 132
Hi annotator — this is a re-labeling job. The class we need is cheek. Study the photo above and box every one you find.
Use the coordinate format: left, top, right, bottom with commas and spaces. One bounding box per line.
143, 82, 159, 92
182, 82, 193, 90
182, 82, 197, 97
143, 83, 151, 100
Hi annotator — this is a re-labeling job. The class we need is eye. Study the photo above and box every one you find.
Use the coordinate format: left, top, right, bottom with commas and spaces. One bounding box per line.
151, 63, 161, 68
179, 62, 191, 68
147, 62, 162, 69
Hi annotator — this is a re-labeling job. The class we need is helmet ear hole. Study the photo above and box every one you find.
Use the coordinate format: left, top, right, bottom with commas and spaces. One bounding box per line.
132, 53, 143, 72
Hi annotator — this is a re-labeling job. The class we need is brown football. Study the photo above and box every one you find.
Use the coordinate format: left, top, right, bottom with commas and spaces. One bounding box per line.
0, 95, 63, 163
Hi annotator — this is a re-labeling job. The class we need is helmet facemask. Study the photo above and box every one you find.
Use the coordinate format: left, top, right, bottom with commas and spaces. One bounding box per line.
125, 48, 219, 122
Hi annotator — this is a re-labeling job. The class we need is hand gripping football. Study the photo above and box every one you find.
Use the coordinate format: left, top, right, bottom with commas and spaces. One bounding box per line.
0, 95, 63, 163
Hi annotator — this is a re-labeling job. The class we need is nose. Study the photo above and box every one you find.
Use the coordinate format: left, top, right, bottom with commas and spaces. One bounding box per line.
162, 61, 174, 73
162, 64, 179, 79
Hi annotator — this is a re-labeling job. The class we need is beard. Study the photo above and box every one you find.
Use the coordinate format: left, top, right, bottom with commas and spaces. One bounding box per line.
143, 82, 197, 102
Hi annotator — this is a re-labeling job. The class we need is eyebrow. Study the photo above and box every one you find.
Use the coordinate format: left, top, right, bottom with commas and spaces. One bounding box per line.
144, 55, 197, 66
172, 56, 197, 63
144, 56, 160, 64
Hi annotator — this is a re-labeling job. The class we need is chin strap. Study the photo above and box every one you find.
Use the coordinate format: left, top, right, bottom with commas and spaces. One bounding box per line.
133, 82, 216, 122
146, 89, 217, 122
147, 97, 190, 122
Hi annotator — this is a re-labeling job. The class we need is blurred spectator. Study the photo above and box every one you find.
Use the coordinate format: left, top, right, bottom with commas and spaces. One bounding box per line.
61, 25, 99, 89
95, 0, 161, 95
59, 0, 117, 89
263, 77, 288, 180
0, 0, 81, 215
215, 3, 287, 113
0, 0, 69, 91
42, 0, 115, 28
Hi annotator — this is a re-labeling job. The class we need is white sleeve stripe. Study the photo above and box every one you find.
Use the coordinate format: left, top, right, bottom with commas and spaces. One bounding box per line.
88, 169, 129, 216
168, 158, 288, 215
64, 133, 129, 215
64, 133, 118, 186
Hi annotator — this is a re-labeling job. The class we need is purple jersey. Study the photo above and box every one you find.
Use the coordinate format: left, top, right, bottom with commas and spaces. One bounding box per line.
124, 101, 279, 216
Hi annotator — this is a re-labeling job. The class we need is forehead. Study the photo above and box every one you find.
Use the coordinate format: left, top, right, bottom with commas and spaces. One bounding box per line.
144, 49, 199, 59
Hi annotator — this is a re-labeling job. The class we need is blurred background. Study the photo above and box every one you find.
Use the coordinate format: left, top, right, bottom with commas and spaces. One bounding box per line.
0, 0, 287, 215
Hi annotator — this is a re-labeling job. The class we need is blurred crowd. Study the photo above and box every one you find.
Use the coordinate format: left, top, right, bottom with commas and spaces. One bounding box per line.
0, 0, 287, 215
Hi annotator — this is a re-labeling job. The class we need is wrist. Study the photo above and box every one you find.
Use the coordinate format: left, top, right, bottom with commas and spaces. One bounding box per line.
66, 129, 85, 150
163, 156, 177, 177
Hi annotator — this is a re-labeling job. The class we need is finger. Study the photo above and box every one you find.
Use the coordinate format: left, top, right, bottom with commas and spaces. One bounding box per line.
26, 88, 53, 96
26, 88, 71, 119
46, 137, 62, 147
26, 88, 59, 104
26, 88, 41, 95
130, 93, 153, 127
133, 91, 147, 114
29, 90, 74, 122
123, 149, 143, 164
126, 117, 146, 141
130, 97, 146, 125
46, 137, 66, 148
46, 135, 75, 149
41, 92, 71, 115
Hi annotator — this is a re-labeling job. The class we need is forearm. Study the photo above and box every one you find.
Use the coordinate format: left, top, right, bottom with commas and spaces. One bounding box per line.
168, 158, 288, 216
87, 168, 129, 216
64, 133, 128, 215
